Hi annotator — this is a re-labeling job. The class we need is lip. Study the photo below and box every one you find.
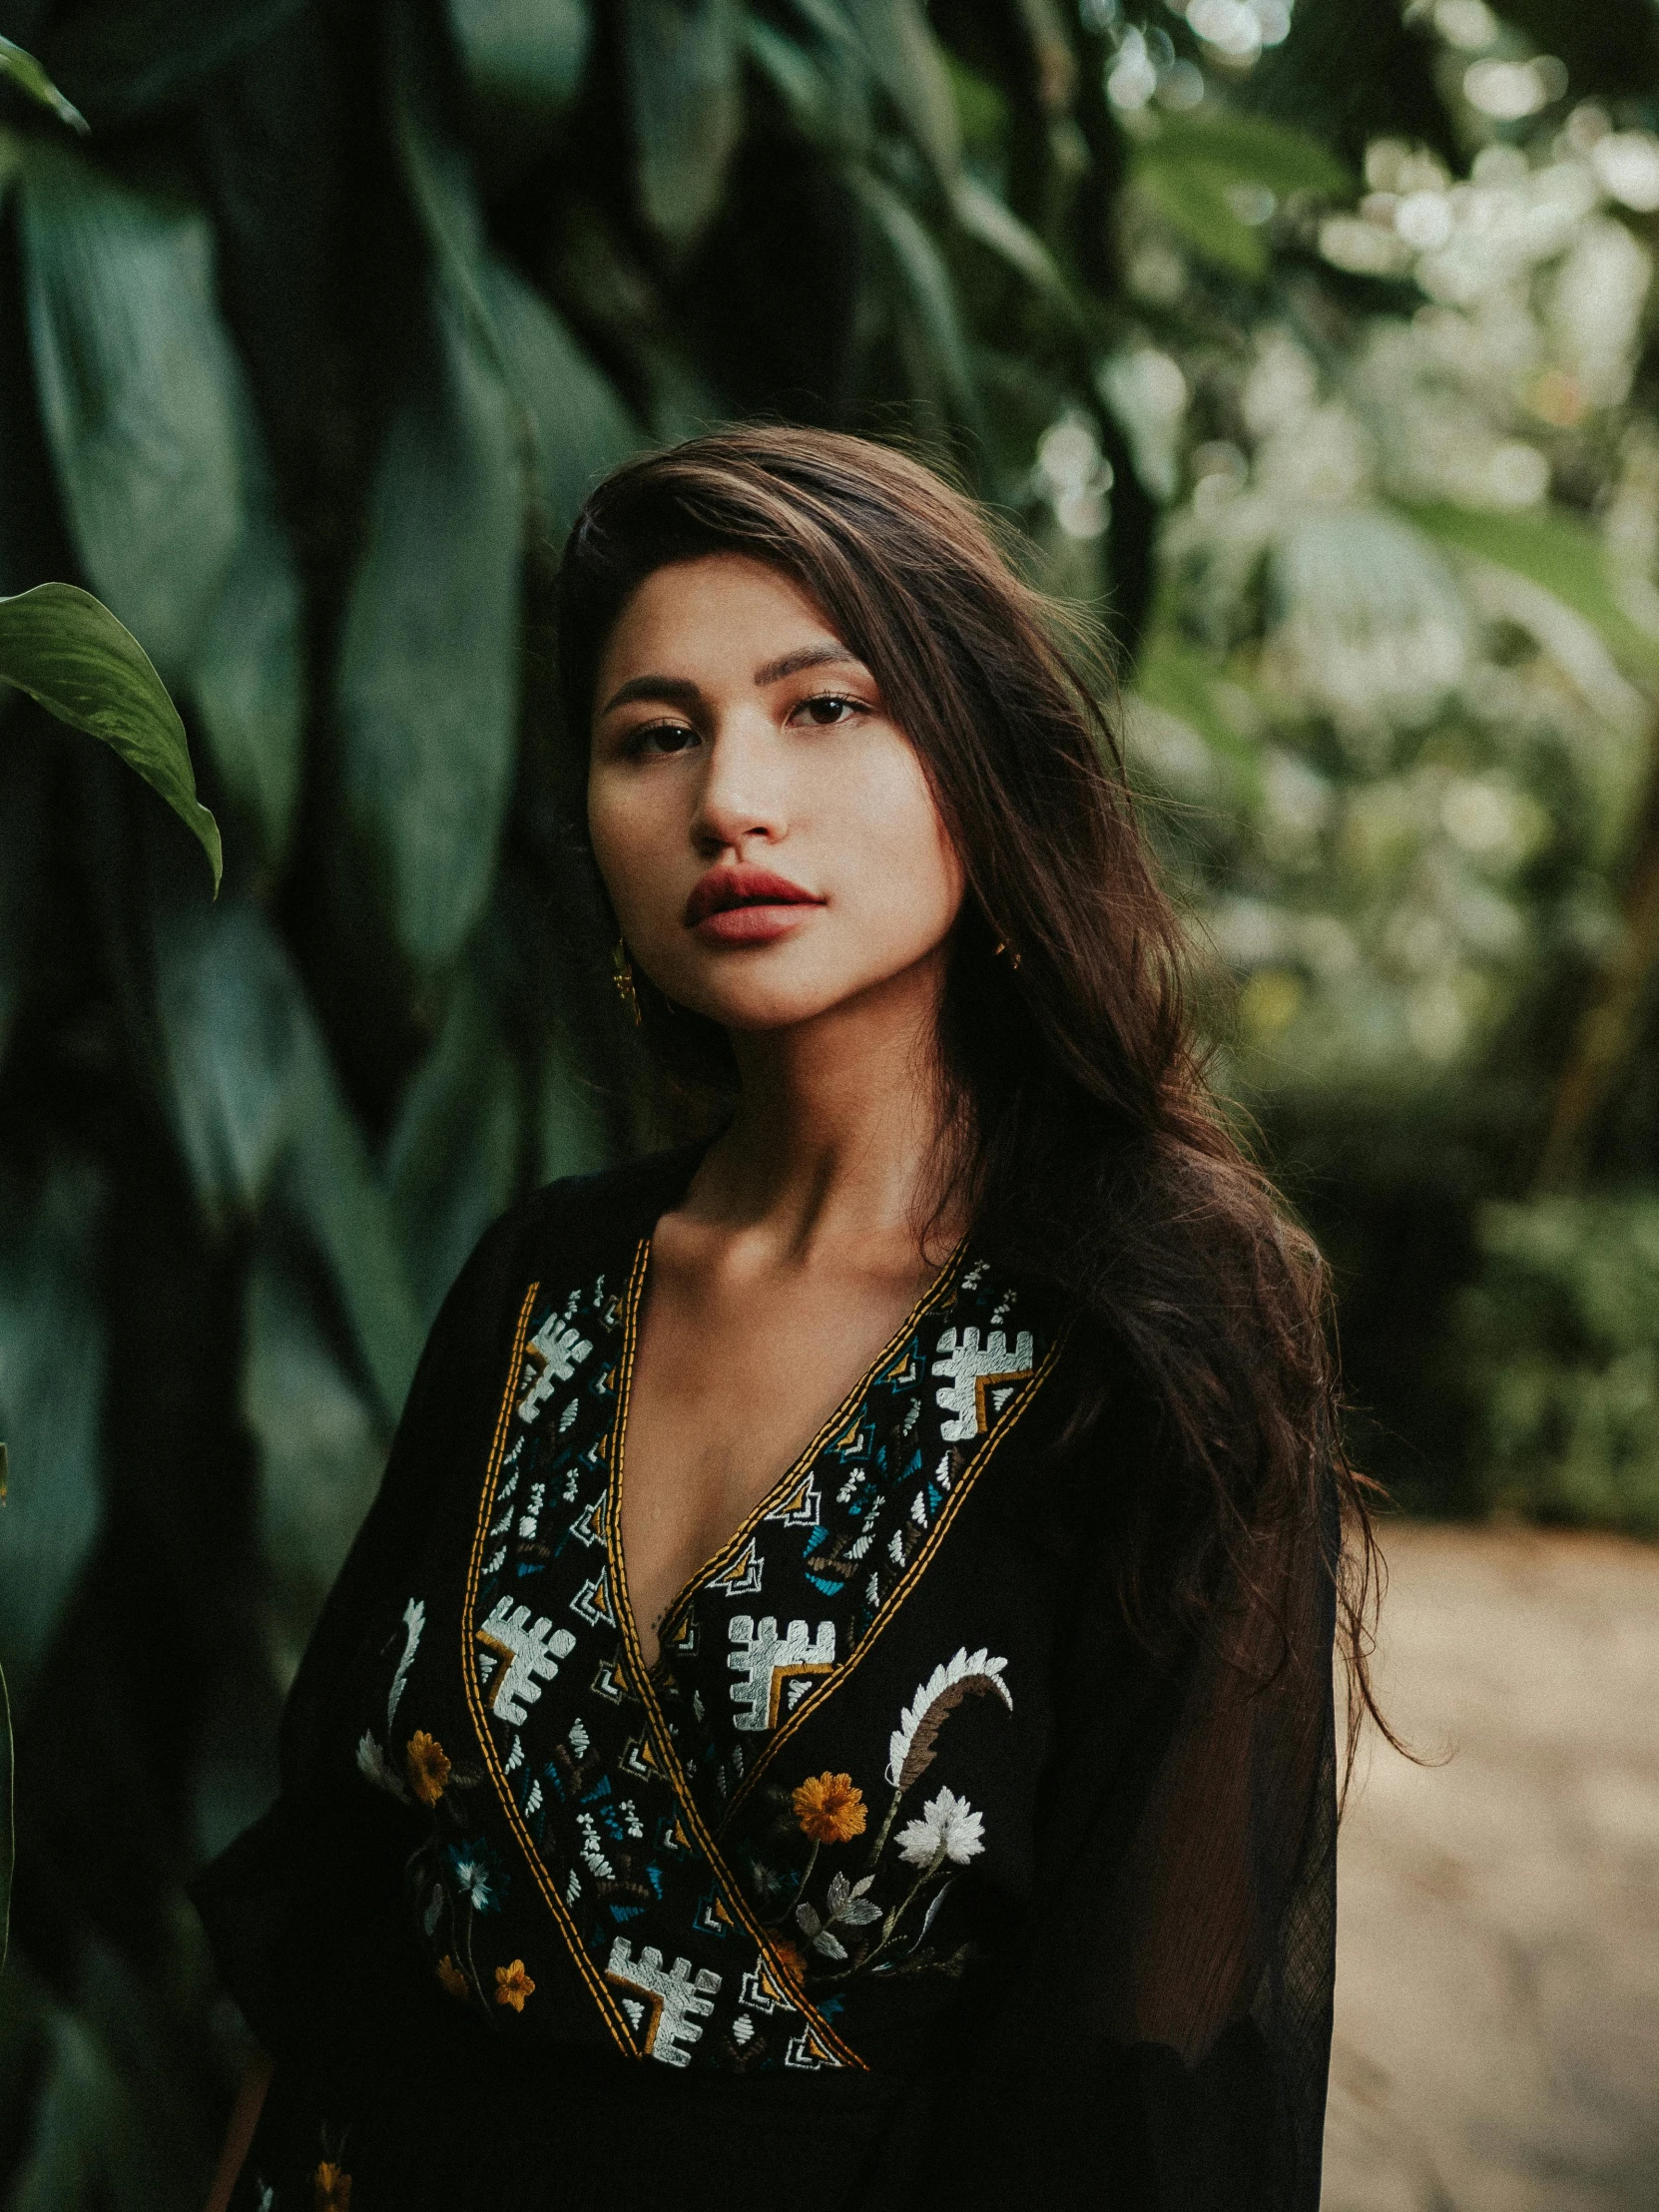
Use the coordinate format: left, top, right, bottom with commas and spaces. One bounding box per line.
684, 865, 826, 945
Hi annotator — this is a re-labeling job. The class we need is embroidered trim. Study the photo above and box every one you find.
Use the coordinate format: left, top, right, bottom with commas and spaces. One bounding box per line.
649, 1241, 969, 1646
461, 1279, 638, 2059
717, 1333, 1067, 1828
607, 1241, 869, 2073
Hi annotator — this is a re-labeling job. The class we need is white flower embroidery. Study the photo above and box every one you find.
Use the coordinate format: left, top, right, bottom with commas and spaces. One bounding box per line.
450, 1853, 496, 1910
886, 1647, 1011, 1789
896, 1787, 985, 1868
355, 1730, 406, 1799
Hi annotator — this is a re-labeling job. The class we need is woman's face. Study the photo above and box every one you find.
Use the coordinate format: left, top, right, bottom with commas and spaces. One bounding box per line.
587, 553, 964, 1034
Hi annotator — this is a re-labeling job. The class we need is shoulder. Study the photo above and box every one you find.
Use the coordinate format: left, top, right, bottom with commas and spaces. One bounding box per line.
441, 1142, 707, 1327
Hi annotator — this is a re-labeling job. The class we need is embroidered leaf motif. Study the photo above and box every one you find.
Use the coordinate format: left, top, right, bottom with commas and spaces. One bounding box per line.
885, 1647, 1012, 1791
827, 1872, 850, 1914
839, 1897, 882, 1929
812, 1928, 848, 1961
795, 1903, 822, 1938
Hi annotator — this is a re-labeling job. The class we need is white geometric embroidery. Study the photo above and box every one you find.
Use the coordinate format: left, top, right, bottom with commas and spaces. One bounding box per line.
475, 1598, 577, 1725
605, 1939, 721, 2066
706, 1534, 763, 1597
929, 1324, 1034, 1441
517, 1314, 593, 1424
727, 1615, 836, 1731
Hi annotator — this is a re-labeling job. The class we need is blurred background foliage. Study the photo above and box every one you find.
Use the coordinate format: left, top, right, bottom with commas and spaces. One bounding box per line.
1, 0, 1658, 2195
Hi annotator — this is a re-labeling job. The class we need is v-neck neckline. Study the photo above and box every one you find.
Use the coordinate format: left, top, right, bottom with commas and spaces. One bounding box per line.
604, 1228, 968, 1676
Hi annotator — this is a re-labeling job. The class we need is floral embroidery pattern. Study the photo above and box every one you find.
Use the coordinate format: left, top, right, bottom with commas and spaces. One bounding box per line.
310, 2162, 351, 2212
405, 1730, 450, 1807
749, 1647, 1012, 1991
791, 1772, 866, 1845
494, 1958, 536, 2010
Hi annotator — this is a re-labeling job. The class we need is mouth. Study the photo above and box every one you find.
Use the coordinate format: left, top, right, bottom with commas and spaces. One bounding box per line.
683, 865, 826, 944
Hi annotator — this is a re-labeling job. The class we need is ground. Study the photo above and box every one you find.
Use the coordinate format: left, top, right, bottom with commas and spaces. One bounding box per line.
1324, 1524, 1659, 2211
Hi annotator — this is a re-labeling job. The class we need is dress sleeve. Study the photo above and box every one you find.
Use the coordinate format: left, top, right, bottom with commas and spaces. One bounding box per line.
877, 1473, 1339, 2212
189, 1199, 542, 2065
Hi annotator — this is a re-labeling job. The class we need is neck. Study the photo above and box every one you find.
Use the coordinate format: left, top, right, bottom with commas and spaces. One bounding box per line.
691, 950, 962, 1263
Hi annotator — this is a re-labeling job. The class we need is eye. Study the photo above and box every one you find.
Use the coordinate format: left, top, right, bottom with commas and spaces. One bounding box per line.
625, 720, 701, 759
792, 692, 868, 729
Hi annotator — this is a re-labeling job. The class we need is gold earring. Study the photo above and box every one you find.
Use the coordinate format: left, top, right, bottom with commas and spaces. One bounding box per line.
992, 939, 1022, 970
612, 937, 642, 1026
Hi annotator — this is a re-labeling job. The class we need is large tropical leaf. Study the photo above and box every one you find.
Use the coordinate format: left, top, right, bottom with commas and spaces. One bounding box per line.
0, 583, 222, 889
281, 1022, 427, 1424
1398, 500, 1659, 680
0, 1660, 12, 1974
244, 1240, 388, 1679
150, 897, 299, 1222
0, 1160, 106, 1693
385, 972, 520, 1327
186, 398, 305, 868
483, 260, 644, 537
1133, 111, 1353, 281
448, 0, 593, 110
837, 0, 960, 190
19, 146, 249, 678
33, 0, 307, 127
335, 284, 523, 968
0, 34, 87, 132
624, 0, 744, 250
851, 169, 979, 430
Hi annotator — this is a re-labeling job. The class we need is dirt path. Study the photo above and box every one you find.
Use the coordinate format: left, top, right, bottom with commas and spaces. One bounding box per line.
1323, 1524, 1659, 2211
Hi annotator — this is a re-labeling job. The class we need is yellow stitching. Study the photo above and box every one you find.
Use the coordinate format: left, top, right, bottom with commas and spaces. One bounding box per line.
718, 1336, 1067, 1831
463, 1279, 637, 2058
607, 1248, 869, 2074
651, 1239, 969, 1640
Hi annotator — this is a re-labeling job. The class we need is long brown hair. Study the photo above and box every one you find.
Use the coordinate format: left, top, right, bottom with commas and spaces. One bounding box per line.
553, 424, 1387, 1772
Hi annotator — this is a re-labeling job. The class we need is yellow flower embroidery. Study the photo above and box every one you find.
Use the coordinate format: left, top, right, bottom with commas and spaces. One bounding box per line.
494, 1957, 535, 2011
792, 1771, 866, 1845
311, 2162, 351, 2211
435, 1953, 469, 2001
405, 1729, 451, 1806
771, 1936, 808, 1985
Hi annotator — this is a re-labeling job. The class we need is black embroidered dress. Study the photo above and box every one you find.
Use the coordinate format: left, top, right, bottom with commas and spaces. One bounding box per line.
195, 1150, 1339, 2211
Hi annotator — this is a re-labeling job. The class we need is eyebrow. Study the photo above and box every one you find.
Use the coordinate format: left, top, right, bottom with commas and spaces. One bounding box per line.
598, 643, 865, 719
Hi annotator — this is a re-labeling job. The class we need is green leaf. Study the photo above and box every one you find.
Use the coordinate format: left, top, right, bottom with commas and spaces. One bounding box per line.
448, 0, 592, 107
0, 583, 221, 890
150, 897, 298, 1221
1397, 500, 1659, 678
384, 973, 519, 1326
1134, 155, 1267, 279
282, 1024, 426, 1424
482, 260, 644, 539
0, 34, 88, 133
186, 399, 304, 867
32, 0, 306, 127
1147, 111, 1354, 200
1132, 112, 1354, 280
19, 145, 249, 678
838, 0, 960, 191
0, 1160, 107, 1693
336, 285, 523, 967
0, 1660, 13, 1975
245, 1239, 388, 1675
624, 0, 743, 250
950, 175, 1076, 316
851, 168, 979, 428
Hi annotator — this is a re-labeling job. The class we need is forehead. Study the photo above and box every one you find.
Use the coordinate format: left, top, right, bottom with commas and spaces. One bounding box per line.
598, 553, 844, 679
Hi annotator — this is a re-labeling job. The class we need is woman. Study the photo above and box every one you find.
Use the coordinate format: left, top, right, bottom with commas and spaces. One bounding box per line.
197, 426, 1379, 2210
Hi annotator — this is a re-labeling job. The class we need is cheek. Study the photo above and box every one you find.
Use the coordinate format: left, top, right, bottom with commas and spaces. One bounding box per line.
837, 742, 964, 946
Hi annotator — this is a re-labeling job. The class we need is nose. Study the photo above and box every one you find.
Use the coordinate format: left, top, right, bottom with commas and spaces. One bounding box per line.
689, 711, 790, 856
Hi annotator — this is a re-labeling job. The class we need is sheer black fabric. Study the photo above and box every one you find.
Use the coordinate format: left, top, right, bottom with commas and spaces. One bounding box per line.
193, 1151, 1337, 2209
